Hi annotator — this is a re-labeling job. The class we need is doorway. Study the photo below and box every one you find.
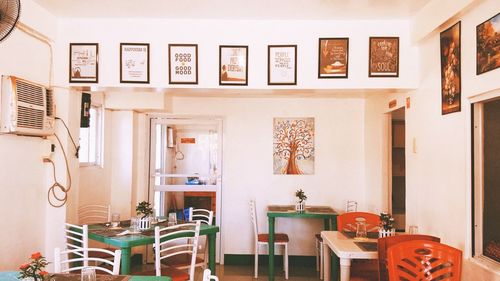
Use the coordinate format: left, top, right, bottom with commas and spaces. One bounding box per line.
390, 107, 406, 231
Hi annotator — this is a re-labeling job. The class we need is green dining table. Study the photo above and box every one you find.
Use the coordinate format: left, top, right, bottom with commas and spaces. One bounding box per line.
83, 221, 219, 275
0, 271, 171, 280
267, 205, 338, 281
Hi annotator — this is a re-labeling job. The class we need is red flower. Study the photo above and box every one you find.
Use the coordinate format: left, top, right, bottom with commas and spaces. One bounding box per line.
40, 271, 48, 276
19, 263, 30, 270
31, 252, 42, 260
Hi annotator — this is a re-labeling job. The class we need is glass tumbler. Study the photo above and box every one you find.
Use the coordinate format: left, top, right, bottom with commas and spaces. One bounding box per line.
409, 225, 419, 234
111, 212, 121, 227
81, 267, 96, 281
355, 218, 367, 239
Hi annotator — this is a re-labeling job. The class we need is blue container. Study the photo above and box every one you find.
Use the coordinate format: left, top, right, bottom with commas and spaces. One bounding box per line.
183, 208, 191, 221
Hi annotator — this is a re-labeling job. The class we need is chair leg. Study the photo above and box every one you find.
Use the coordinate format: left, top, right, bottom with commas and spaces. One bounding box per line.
284, 243, 289, 280
254, 244, 259, 279
316, 239, 320, 272
319, 241, 324, 280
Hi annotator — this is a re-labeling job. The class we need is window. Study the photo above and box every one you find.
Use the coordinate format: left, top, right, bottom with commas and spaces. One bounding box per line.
473, 98, 500, 265
79, 105, 103, 166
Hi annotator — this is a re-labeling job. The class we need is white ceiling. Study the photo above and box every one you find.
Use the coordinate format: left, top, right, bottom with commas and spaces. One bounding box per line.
33, 0, 431, 20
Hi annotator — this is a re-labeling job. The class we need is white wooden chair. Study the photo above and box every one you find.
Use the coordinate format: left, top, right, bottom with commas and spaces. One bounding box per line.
53, 247, 121, 275
202, 268, 219, 281
250, 200, 289, 279
78, 204, 111, 224
64, 223, 89, 266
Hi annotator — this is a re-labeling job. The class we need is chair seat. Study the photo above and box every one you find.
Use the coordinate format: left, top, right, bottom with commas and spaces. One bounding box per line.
258, 233, 289, 243
161, 253, 205, 268
134, 266, 189, 281
315, 233, 323, 242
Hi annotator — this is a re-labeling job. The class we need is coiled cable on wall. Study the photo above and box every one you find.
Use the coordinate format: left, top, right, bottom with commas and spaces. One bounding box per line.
46, 133, 72, 208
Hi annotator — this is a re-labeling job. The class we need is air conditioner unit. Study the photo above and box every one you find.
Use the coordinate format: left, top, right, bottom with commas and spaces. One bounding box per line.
0, 75, 55, 136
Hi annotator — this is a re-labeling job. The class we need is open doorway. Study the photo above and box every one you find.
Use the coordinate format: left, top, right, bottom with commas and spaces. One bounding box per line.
390, 107, 405, 231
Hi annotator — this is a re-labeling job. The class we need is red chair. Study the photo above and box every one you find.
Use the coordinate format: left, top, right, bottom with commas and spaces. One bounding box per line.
387, 240, 462, 281
337, 212, 380, 233
378, 234, 440, 281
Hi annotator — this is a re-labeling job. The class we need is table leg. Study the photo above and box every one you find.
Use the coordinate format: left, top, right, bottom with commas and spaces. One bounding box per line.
208, 233, 216, 273
120, 247, 131, 275
324, 218, 330, 230
268, 216, 275, 281
339, 258, 351, 281
323, 242, 331, 281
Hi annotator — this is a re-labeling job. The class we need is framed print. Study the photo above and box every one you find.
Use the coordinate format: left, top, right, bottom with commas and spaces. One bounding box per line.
477, 13, 500, 75
369, 37, 399, 77
219, 45, 248, 86
318, 38, 349, 78
120, 43, 149, 84
268, 45, 297, 85
440, 21, 461, 115
169, 44, 198, 84
69, 43, 98, 83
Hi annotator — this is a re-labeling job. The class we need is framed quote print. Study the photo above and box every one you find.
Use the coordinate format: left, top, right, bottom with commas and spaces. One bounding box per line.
120, 43, 150, 83
318, 38, 349, 78
219, 45, 248, 86
169, 44, 198, 84
69, 43, 98, 83
440, 21, 461, 115
369, 37, 399, 77
268, 45, 297, 85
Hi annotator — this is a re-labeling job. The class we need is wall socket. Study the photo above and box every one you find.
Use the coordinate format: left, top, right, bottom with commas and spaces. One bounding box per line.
42, 139, 53, 159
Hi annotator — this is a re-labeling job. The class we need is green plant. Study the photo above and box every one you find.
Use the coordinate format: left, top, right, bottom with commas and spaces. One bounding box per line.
18, 252, 49, 281
136, 201, 154, 218
380, 212, 395, 231
295, 188, 307, 203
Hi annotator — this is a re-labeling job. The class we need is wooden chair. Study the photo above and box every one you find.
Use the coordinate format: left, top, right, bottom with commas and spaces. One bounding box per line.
387, 240, 462, 281
250, 200, 289, 280
78, 204, 111, 224
378, 234, 440, 281
202, 268, 219, 281
337, 212, 380, 233
64, 223, 89, 266
53, 247, 121, 275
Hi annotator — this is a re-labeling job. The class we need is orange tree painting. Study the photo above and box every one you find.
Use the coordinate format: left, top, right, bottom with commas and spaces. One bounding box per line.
273, 118, 314, 175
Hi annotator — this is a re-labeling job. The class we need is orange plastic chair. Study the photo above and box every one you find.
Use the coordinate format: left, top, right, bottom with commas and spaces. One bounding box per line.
337, 212, 380, 232
387, 240, 462, 281
378, 234, 440, 281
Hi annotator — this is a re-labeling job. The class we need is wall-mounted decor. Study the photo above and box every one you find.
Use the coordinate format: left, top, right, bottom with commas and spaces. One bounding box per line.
268, 45, 297, 85
169, 44, 198, 84
69, 43, 98, 83
120, 43, 149, 84
318, 38, 349, 78
219, 45, 248, 86
273, 117, 314, 175
476, 13, 500, 75
440, 21, 461, 115
369, 37, 399, 77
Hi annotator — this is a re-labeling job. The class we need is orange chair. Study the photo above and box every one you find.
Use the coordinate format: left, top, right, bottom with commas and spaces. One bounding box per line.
337, 212, 380, 233
387, 240, 462, 281
378, 234, 440, 281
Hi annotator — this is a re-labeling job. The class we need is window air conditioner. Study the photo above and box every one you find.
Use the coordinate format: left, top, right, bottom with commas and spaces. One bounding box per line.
0, 75, 55, 136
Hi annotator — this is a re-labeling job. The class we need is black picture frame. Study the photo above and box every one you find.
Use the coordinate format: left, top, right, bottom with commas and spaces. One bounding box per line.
69, 43, 99, 83
219, 45, 248, 86
440, 21, 461, 115
120, 43, 150, 84
268, 45, 297, 85
369, 37, 399, 77
169, 44, 198, 84
476, 12, 500, 75
318, 38, 349, 79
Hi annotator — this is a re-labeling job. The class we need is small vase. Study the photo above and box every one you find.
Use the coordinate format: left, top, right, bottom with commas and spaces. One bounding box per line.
295, 201, 305, 212
379, 228, 396, 238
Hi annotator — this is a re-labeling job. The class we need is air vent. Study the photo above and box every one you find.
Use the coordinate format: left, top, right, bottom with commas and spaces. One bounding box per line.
46, 89, 54, 117
17, 105, 44, 129
16, 80, 44, 106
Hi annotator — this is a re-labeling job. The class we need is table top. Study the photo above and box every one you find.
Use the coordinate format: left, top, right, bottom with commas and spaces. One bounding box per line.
86, 220, 219, 248
0, 272, 170, 281
321, 231, 378, 259
267, 205, 337, 218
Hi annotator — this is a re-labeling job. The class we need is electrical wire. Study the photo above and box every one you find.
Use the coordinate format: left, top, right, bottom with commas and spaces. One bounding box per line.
55, 117, 80, 158
46, 133, 72, 208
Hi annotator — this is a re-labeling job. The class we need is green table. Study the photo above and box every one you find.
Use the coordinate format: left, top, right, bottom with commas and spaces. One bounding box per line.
85, 221, 219, 275
267, 205, 338, 281
0, 271, 171, 280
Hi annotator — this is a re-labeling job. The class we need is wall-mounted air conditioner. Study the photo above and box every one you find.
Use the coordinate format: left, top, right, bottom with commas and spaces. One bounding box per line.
0, 75, 55, 136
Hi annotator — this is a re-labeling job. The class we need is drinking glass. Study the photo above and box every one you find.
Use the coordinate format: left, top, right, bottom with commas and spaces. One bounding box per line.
131, 217, 140, 232
81, 267, 96, 281
111, 213, 120, 227
355, 218, 367, 239
409, 225, 419, 234
168, 212, 177, 226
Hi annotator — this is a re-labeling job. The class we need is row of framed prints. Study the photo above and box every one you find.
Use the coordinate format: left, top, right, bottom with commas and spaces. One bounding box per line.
69, 37, 400, 85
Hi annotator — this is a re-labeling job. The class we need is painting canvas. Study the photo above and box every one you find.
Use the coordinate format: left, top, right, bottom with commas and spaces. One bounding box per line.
273, 118, 314, 175
440, 22, 461, 115
318, 38, 349, 78
477, 13, 500, 75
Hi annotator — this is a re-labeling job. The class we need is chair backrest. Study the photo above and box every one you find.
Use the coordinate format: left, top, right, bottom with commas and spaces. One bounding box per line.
249, 200, 259, 240
346, 200, 358, 212
78, 204, 111, 224
378, 234, 440, 281
387, 240, 462, 281
202, 268, 220, 281
64, 223, 89, 266
155, 221, 201, 281
188, 207, 214, 225
337, 212, 380, 232
53, 247, 121, 275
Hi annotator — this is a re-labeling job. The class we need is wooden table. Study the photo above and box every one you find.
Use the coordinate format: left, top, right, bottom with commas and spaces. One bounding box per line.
267, 205, 338, 281
0, 272, 170, 280
83, 221, 219, 275
321, 231, 378, 281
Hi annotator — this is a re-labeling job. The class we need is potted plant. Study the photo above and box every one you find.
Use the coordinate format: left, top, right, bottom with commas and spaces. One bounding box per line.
295, 188, 307, 212
136, 201, 154, 230
379, 212, 396, 237
18, 252, 49, 281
